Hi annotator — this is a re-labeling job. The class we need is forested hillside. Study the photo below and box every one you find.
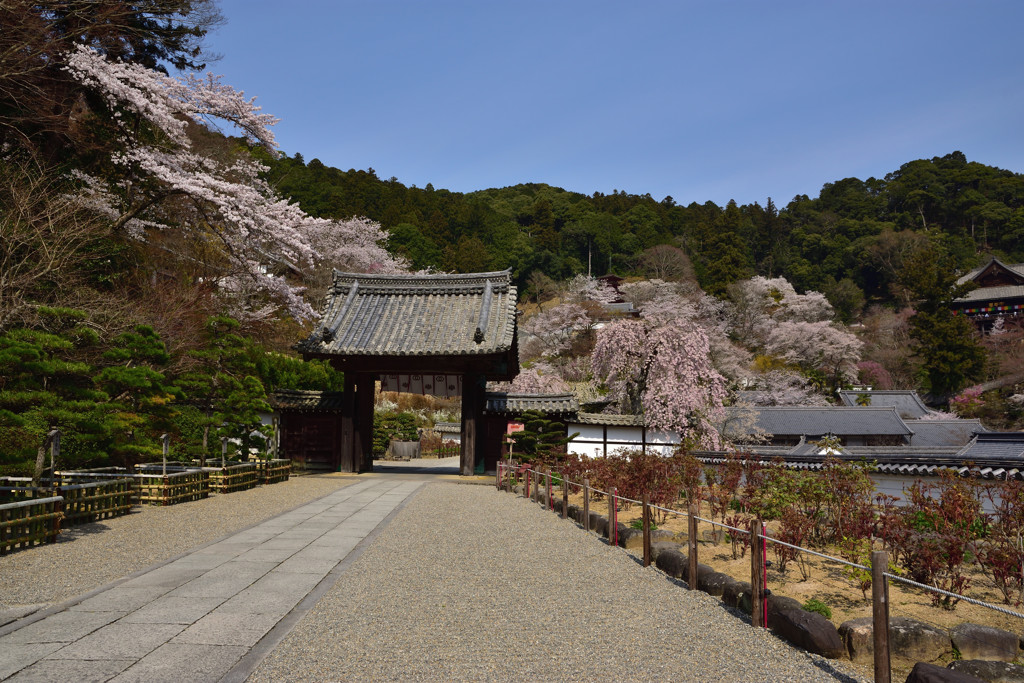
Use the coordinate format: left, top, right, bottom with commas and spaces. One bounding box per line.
261, 150, 1024, 314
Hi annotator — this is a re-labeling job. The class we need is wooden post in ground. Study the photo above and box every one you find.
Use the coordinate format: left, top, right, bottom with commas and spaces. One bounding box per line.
642, 495, 652, 567
688, 500, 698, 590
751, 520, 765, 627
583, 478, 590, 532
523, 467, 529, 499
532, 470, 539, 504
546, 470, 552, 510
608, 488, 615, 542
872, 550, 891, 683
561, 476, 568, 519
495, 462, 501, 490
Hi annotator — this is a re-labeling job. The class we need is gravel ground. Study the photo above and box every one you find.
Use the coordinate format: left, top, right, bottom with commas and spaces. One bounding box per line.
0, 474, 355, 610
250, 483, 867, 682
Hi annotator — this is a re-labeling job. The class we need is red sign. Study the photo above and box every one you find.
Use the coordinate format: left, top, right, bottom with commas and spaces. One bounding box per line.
506, 421, 524, 443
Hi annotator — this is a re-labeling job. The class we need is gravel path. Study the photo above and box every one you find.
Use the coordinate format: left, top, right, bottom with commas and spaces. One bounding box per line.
250, 483, 866, 682
0, 475, 355, 611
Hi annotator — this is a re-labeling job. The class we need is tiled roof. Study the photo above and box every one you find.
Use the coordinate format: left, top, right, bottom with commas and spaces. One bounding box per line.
905, 419, 985, 448
957, 259, 1024, 285
837, 390, 931, 418
298, 270, 518, 357
957, 432, 1024, 461
725, 406, 913, 437
269, 389, 346, 412
433, 421, 461, 434
484, 392, 579, 415
571, 413, 645, 427
954, 284, 1024, 302
696, 453, 1024, 480
955, 259, 1024, 302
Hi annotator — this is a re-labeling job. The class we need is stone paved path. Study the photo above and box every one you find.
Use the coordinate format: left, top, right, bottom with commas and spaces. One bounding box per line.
0, 477, 424, 682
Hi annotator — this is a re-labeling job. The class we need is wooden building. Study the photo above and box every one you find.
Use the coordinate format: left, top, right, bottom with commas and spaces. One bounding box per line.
269, 389, 345, 471
297, 270, 519, 475
953, 257, 1024, 328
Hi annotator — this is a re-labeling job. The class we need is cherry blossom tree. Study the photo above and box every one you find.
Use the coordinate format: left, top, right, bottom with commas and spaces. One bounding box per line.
519, 302, 592, 362
727, 275, 834, 347
592, 314, 727, 450
565, 274, 618, 305
740, 369, 829, 406
62, 45, 403, 322
764, 320, 864, 390
508, 365, 572, 394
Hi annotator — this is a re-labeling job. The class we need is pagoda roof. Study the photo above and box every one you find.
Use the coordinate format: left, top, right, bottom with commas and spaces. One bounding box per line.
298, 270, 518, 362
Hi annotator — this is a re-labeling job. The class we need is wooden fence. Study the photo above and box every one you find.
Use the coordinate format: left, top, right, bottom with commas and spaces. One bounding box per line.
136, 470, 210, 505
206, 463, 259, 493
1, 477, 136, 525
253, 458, 291, 484
0, 496, 63, 554
59, 479, 135, 523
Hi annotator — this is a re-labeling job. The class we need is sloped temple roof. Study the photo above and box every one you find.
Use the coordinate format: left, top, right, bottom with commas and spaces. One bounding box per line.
298, 270, 519, 377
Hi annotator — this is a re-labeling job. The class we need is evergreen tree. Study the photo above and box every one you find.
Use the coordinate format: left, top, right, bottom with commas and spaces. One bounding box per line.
510, 410, 577, 462
899, 236, 986, 398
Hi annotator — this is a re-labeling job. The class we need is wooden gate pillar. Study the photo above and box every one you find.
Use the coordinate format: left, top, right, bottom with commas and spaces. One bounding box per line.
460, 373, 485, 476
339, 378, 356, 472
354, 373, 375, 473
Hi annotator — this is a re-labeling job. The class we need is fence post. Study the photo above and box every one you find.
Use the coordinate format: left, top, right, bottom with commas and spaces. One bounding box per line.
688, 500, 698, 590
611, 487, 618, 546
524, 466, 529, 498
161, 433, 170, 476
872, 550, 891, 683
642, 494, 652, 567
496, 462, 501, 490
751, 519, 765, 627
547, 470, 552, 510
561, 475, 568, 519
532, 470, 539, 504
583, 478, 590, 532
608, 488, 616, 542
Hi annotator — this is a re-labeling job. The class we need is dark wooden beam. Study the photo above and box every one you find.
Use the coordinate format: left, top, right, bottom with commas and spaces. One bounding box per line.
314, 353, 516, 379
339, 379, 355, 473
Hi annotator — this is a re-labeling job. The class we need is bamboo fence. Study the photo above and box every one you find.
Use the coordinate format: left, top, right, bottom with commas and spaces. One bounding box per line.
0, 496, 63, 554
1, 477, 135, 524
135, 469, 210, 505
205, 463, 259, 493
253, 458, 291, 485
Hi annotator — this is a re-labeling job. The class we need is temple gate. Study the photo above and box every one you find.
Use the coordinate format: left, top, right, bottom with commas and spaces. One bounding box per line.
297, 270, 519, 475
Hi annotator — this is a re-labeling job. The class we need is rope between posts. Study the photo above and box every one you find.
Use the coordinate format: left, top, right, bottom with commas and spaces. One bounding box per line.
762, 535, 869, 571
883, 573, 1024, 620
650, 504, 684, 517
693, 515, 750, 536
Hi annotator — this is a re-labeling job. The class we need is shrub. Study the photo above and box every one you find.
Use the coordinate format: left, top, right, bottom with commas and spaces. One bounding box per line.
372, 411, 420, 455
802, 598, 832, 620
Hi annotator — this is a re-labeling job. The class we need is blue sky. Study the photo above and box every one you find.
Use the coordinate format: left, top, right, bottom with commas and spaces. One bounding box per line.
206, 0, 1024, 207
